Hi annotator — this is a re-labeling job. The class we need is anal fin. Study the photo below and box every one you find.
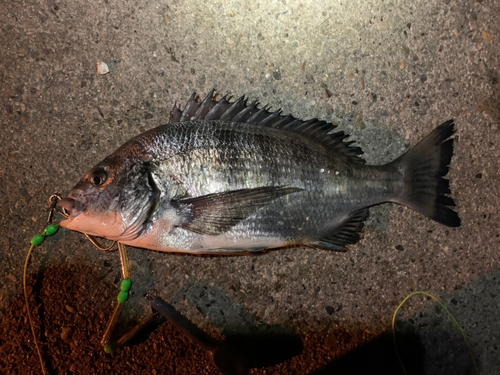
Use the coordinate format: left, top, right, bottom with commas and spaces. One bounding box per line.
312, 208, 369, 251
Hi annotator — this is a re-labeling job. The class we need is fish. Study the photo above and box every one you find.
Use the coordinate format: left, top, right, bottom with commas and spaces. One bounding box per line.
57, 91, 460, 254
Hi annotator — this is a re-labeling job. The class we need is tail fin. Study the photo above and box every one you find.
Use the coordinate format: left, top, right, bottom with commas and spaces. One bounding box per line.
391, 120, 461, 227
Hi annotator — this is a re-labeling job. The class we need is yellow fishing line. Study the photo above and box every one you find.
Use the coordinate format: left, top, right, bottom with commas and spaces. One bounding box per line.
392, 291, 478, 375
23, 244, 47, 375
24, 220, 59, 375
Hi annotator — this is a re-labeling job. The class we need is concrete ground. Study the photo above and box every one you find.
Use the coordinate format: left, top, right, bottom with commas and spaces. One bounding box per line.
1, 0, 499, 374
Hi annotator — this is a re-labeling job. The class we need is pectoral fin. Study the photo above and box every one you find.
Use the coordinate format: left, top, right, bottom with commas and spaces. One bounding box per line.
177, 186, 302, 235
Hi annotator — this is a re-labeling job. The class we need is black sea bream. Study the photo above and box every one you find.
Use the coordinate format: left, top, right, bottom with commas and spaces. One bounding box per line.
58, 91, 460, 253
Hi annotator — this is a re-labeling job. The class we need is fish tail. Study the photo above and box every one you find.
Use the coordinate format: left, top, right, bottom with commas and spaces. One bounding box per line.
391, 120, 461, 227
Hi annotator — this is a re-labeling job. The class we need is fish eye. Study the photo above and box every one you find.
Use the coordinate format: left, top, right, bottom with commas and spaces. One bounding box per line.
90, 169, 107, 187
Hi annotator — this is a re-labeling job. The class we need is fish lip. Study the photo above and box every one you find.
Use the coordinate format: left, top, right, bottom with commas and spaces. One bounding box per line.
57, 197, 83, 222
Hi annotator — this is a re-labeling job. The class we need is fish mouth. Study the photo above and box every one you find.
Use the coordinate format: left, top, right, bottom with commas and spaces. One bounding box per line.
57, 197, 83, 225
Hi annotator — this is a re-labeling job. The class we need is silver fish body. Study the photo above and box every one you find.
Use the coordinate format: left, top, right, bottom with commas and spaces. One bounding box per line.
58, 92, 460, 253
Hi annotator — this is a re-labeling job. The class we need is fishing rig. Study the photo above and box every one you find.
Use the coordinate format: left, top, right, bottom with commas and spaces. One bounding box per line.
26, 195, 129, 352
24, 195, 128, 373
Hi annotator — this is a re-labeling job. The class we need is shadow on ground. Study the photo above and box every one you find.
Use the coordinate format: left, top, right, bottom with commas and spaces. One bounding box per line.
0, 264, 477, 375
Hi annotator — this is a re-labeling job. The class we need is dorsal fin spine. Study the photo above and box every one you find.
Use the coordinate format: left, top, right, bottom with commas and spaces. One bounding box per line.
205, 95, 232, 120
269, 114, 294, 129
220, 96, 246, 120
246, 105, 269, 124
232, 101, 258, 122
191, 90, 217, 120
258, 110, 283, 127
179, 92, 198, 121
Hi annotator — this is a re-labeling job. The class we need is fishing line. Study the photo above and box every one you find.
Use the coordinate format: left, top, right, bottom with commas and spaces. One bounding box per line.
23, 195, 69, 373
101, 242, 133, 354
392, 291, 478, 375
84, 234, 117, 251
24, 223, 60, 375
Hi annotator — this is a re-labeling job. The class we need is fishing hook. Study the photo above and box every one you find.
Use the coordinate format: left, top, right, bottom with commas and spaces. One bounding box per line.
46, 194, 65, 223
48, 193, 117, 252
84, 234, 117, 252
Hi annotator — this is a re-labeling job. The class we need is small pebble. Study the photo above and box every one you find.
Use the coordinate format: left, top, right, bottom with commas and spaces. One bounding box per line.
61, 327, 73, 342
482, 30, 492, 44
356, 114, 366, 130
97, 62, 109, 75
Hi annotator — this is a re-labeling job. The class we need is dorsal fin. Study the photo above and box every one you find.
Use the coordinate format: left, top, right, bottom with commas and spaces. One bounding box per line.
169, 91, 365, 164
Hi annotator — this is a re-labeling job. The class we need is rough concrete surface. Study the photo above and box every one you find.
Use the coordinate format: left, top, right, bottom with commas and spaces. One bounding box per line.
1, 0, 499, 374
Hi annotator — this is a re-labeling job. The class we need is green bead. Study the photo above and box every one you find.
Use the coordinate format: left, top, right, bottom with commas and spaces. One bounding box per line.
104, 343, 116, 354
45, 224, 58, 236
117, 291, 128, 303
120, 279, 131, 292
31, 234, 45, 246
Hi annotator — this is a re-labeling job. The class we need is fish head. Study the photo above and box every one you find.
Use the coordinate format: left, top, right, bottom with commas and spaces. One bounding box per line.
58, 156, 159, 242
